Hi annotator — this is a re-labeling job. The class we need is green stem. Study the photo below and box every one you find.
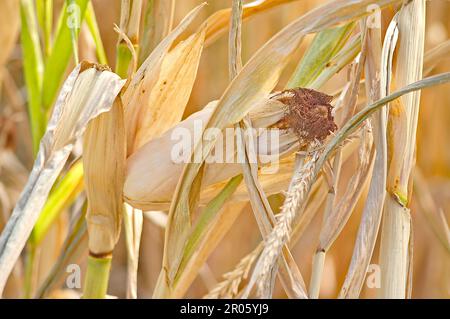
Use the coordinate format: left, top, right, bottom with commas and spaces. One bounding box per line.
36, 0, 53, 58
85, 2, 108, 65
23, 245, 37, 298
42, 0, 89, 111
30, 161, 84, 246
83, 255, 112, 299
44, 0, 53, 57
68, 0, 80, 65
20, 0, 46, 155
115, 43, 133, 78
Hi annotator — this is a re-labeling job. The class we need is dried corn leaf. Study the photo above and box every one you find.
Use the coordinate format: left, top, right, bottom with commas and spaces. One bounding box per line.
339, 15, 395, 298
123, 3, 206, 155
318, 73, 374, 254
132, 26, 206, 150
0, 62, 125, 295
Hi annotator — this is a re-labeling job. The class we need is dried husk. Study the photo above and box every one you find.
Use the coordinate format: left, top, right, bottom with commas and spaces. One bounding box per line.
132, 26, 206, 150
83, 98, 126, 255
0, 62, 125, 295
123, 3, 206, 155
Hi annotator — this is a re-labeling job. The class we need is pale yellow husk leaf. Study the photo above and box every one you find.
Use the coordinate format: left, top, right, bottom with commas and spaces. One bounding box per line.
0, 62, 125, 295
83, 98, 126, 255
132, 26, 206, 150
123, 3, 206, 155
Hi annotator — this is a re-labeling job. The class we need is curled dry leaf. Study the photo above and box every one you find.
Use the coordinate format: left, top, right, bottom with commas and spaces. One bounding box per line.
0, 62, 125, 295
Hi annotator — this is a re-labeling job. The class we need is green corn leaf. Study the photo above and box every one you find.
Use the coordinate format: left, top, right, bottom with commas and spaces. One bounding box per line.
41, 0, 89, 111
20, 0, 46, 154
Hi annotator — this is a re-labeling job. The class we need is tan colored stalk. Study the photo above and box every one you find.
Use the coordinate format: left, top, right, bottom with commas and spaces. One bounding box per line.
116, 0, 144, 300
124, 204, 143, 299
378, 0, 426, 299
309, 34, 367, 298
339, 12, 389, 298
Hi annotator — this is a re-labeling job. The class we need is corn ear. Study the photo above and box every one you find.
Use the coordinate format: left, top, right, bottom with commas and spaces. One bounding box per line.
124, 96, 298, 211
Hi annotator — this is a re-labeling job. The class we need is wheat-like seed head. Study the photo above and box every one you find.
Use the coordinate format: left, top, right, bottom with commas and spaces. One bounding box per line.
248, 144, 321, 297
204, 245, 262, 299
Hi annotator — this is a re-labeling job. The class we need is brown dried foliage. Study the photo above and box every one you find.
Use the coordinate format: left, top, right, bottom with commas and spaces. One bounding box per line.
275, 88, 337, 148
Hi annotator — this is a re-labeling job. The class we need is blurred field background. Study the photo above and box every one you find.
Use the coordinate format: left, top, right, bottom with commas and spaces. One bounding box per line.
0, 0, 449, 298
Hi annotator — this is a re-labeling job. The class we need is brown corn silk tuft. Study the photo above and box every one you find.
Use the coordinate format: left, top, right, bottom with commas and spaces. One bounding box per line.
275, 88, 337, 147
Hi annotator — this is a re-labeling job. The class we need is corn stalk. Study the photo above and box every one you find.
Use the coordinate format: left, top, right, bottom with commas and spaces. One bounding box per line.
378, 0, 426, 299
